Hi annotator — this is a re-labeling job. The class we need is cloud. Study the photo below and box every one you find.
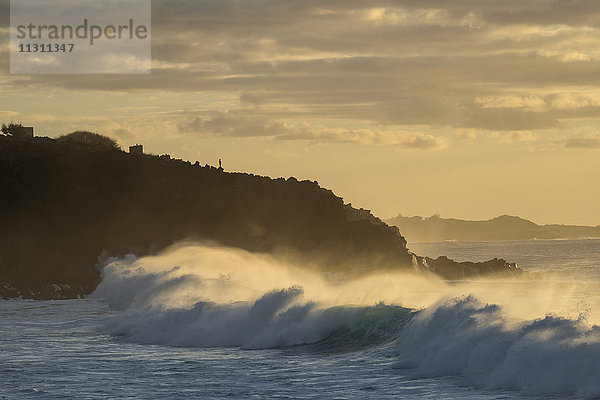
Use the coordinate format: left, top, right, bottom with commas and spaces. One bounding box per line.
475, 95, 547, 111
3, 0, 600, 134
501, 130, 538, 142
400, 133, 447, 149
454, 128, 480, 140
180, 112, 289, 138
463, 107, 560, 131
552, 93, 600, 110
564, 134, 600, 149
179, 111, 446, 148
0, 110, 20, 118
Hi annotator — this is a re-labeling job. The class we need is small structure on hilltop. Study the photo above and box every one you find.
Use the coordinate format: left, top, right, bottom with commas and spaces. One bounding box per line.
218, 158, 223, 171
129, 144, 143, 155
22, 126, 34, 137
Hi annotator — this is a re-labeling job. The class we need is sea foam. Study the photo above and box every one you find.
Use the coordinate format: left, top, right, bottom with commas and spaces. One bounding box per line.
92, 245, 415, 349
92, 242, 600, 397
392, 295, 600, 398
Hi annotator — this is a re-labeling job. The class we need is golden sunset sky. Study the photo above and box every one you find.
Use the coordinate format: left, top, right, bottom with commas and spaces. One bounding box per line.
1, 1, 600, 225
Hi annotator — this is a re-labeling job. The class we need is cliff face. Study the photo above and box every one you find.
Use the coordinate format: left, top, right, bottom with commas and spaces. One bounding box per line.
0, 136, 520, 299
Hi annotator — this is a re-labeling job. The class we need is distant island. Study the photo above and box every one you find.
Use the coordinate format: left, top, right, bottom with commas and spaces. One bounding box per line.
386, 214, 600, 243
0, 130, 521, 299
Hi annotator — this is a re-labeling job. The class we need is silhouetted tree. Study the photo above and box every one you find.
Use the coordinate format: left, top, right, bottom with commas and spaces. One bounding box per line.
57, 131, 120, 150
1, 122, 30, 139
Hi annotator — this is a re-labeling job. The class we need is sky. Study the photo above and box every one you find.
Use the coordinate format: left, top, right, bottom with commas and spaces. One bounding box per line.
1, 0, 600, 225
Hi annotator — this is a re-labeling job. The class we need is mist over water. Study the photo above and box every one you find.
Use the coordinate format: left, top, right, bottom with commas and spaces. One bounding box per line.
400, 239, 600, 397
394, 296, 600, 397
92, 243, 425, 348
89, 241, 600, 397
2, 240, 600, 399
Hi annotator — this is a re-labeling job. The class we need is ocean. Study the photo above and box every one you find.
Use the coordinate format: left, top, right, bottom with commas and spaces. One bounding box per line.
1, 239, 599, 399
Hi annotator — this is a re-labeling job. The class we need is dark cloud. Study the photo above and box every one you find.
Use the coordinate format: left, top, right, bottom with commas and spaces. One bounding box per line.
3, 0, 600, 137
401, 133, 445, 149
180, 111, 288, 138
564, 135, 600, 149
462, 108, 560, 131
178, 110, 446, 148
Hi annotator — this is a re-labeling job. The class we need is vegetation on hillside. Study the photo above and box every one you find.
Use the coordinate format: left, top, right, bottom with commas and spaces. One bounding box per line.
0, 134, 521, 299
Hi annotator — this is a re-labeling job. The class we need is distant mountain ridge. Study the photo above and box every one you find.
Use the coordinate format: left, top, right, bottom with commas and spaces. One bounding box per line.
386, 214, 600, 243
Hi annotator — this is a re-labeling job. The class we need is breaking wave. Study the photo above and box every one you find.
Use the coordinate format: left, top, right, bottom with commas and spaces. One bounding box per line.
391, 296, 600, 398
92, 243, 600, 397
91, 244, 418, 349
104, 287, 413, 349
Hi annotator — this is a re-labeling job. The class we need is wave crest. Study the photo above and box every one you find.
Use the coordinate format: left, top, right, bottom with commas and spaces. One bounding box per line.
392, 296, 600, 397
92, 243, 600, 397
92, 248, 414, 349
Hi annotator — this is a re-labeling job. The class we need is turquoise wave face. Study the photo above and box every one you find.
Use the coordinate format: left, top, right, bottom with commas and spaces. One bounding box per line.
304, 305, 415, 353
102, 285, 415, 350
